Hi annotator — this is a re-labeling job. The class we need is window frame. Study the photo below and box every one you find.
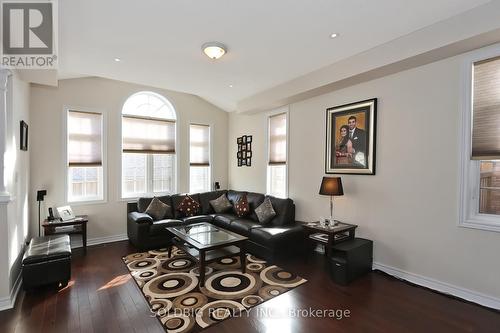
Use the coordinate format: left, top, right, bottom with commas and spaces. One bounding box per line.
266, 107, 289, 198
459, 43, 500, 232
189, 123, 212, 194
119, 91, 178, 200
63, 106, 107, 205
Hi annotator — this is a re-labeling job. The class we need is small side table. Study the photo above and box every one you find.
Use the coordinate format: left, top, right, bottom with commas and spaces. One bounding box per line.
300, 221, 357, 259
42, 215, 88, 253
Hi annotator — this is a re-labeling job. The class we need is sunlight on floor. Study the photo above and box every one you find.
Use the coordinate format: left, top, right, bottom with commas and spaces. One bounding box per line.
260, 293, 295, 333
98, 274, 131, 290
58, 280, 75, 292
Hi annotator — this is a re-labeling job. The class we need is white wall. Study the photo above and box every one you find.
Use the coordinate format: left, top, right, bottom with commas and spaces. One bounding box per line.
228, 51, 500, 301
29, 77, 228, 242
0, 71, 30, 308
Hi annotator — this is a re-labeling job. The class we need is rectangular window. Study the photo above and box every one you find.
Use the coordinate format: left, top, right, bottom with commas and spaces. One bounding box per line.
460, 50, 500, 232
189, 124, 210, 193
67, 110, 104, 202
267, 112, 287, 198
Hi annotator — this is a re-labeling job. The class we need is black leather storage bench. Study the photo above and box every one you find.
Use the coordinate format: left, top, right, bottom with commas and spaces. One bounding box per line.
22, 235, 72, 290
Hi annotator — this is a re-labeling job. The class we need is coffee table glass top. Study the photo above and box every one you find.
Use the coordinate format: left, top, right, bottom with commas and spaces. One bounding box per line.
167, 223, 246, 248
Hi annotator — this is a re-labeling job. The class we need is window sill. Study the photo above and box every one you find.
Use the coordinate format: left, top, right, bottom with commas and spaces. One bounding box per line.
459, 216, 500, 233
67, 198, 107, 206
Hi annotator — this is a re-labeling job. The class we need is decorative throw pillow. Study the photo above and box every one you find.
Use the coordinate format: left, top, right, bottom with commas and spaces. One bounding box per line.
254, 197, 276, 224
144, 197, 171, 221
209, 194, 232, 213
177, 195, 201, 217
234, 195, 250, 217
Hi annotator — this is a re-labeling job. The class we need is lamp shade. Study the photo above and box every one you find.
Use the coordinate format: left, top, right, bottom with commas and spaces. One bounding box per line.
319, 177, 344, 196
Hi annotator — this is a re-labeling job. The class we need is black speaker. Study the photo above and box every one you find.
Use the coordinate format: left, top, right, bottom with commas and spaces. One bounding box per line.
48, 207, 55, 221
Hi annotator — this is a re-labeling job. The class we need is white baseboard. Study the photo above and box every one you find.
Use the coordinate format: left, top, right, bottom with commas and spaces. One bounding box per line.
71, 233, 128, 249
0, 270, 22, 311
373, 262, 500, 310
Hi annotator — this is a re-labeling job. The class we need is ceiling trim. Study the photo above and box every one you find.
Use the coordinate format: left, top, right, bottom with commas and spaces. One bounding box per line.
236, 1, 500, 114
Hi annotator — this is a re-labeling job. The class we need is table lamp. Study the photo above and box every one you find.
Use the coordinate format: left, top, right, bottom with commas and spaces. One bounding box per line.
319, 177, 344, 226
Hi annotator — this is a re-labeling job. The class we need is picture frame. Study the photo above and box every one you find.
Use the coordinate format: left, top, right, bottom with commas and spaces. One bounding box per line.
20, 120, 28, 151
56, 205, 76, 221
237, 135, 253, 167
325, 98, 377, 175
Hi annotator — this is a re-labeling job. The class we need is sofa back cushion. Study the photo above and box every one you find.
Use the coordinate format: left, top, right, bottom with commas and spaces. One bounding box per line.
246, 192, 265, 221
267, 196, 295, 226
199, 190, 228, 214
137, 196, 173, 218
227, 190, 247, 206
172, 194, 201, 218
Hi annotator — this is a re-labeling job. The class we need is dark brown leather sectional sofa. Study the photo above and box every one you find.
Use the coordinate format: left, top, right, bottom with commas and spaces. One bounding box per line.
127, 190, 304, 261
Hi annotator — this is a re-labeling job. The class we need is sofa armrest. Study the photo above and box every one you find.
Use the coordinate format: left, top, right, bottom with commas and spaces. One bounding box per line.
128, 212, 153, 224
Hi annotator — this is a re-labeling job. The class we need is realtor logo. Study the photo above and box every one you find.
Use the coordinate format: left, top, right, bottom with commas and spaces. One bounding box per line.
1, 1, 58, 68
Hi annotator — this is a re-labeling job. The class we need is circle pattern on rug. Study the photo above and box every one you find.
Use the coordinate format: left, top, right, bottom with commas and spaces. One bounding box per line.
246, 254, 266, 264
172, 292, 208, 310
149, 248, 169, 256
260, 265, 306, 287
200, 270, 261, 300
196, 300, 246, 328
132, 269, 157, 282
189, 266, 214, 277
258, 285, 288, 300
127, 258, 160, 271
143, 273, 198, 299
246, 262, 265, 272
241, 295, 264, 308
160, 313, 195, 333
124, 252, 150, 263
150, 298, 173, 315
209, 256, 241, 270
159, 255, 197, 273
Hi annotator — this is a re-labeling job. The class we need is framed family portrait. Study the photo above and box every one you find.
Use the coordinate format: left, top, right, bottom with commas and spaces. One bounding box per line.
325, 98, 377, 175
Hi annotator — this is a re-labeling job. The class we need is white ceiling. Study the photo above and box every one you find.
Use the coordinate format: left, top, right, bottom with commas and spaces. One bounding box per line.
58, 0, 491, 111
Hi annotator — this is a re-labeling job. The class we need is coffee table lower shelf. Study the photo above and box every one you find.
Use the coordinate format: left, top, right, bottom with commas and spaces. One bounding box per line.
169, 238, 246, 287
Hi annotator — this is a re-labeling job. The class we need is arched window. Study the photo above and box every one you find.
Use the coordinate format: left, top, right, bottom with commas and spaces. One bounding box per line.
122, 92, 176, 197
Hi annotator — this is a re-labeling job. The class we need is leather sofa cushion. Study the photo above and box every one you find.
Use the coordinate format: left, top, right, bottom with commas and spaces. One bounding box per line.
199, 190, 228, 214
267, 196, 294, 226
249, 224, 304, 247
230, 219, 263, 236
227, 190, 246, 206
172, 194, 201, 218
149, 219, 184, 235
23, 235, 72, 265
182, 215, 214, 224
212, 214, 238, 229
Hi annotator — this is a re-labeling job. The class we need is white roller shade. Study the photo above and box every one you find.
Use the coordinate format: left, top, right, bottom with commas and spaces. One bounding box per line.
190, 124, 210, 166
472, 56, 500, 160
68, 110, 102, 166
268, 113, 287, 165
122, 115, 176, 154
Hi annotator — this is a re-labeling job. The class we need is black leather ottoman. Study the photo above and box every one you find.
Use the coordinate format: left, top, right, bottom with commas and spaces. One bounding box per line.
22, 235, 72, 290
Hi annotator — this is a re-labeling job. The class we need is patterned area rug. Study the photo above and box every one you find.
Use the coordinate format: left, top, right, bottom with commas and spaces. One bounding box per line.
123, 247, 307, 332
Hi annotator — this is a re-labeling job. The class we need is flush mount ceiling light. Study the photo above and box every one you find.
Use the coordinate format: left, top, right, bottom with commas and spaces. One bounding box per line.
329, 33, 339, 39
202, 42, 227, 60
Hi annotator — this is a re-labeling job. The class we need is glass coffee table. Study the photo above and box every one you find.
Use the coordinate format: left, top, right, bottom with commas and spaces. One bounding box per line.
166, 223, 248, 287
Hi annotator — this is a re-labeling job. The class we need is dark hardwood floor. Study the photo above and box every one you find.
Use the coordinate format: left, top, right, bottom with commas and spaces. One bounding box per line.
1, 240, 498, 333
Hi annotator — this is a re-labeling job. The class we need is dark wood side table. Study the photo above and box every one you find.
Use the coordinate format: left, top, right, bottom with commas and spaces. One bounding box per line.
42, 215, 88, 253
300, 221, 357, 259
